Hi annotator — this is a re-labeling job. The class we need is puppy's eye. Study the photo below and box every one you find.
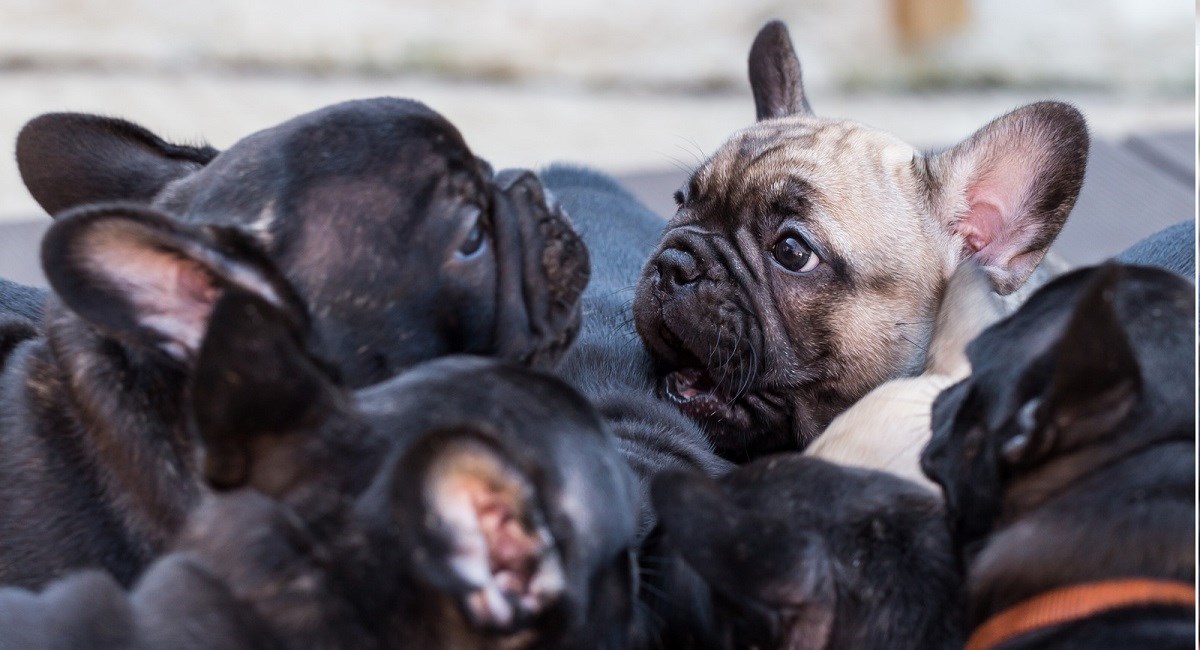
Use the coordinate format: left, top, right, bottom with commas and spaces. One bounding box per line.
457, 209, 489, 259
772, 232, 820, 273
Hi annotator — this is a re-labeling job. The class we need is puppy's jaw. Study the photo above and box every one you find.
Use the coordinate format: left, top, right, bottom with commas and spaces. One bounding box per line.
633, 267, 789, 449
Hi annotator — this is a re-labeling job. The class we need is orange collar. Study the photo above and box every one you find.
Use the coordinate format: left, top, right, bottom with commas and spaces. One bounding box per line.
965, 578, 1196, 650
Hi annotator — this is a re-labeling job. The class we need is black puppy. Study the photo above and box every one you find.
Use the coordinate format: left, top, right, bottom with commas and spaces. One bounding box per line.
0, 290, 639, 649
0, 99, 586, 589
642, 457, 961, 649
921, 263, 1195, 649
540, 165, 732, 535
17, 99, 586, 380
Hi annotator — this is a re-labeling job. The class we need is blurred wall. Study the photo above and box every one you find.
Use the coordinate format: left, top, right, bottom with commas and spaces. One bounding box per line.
1, 0, 1193, 94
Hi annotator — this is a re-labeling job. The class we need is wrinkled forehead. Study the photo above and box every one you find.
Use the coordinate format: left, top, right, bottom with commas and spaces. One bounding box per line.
685, 117, 923, 256
682, 116, 930, 274
692, 116, 918, 201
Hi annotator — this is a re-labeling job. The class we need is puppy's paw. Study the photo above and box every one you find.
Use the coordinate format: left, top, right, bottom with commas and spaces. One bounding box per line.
425, 438, 565, 631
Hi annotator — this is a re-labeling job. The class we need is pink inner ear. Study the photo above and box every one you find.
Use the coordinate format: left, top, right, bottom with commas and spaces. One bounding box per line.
957, 158, 1039, 272
86, 226, 221, 360
959, 197, 1004, 256
175, 260, 220, 320
164, 260, 220, 351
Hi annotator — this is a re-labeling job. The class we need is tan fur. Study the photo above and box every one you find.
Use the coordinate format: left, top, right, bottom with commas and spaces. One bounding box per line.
693, 116, 951, 401
806, 263, 1005, 491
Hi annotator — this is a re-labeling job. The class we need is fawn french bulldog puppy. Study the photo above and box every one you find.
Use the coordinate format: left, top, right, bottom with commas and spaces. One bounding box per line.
805, 262, 1005, 490
633, 20, 1088, 460
922, 263, 1195, 649
0, 290, 639, 649
0, 98, 586, 589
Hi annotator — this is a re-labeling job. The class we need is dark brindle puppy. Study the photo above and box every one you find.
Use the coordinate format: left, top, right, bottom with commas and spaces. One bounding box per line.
921, 263, 1195, 649
632, 21, 1088, 460
0, 99, 587, 588
0, 290, 638, 649
17, 99, 586, 378
643, 457, 961, 649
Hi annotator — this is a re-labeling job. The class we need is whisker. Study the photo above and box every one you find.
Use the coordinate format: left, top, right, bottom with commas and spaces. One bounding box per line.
899, 333, 929, 355
662, 154, 697, 177
707, 326, 724, 371
716, 329, 741, 388
682, 137, 708, 166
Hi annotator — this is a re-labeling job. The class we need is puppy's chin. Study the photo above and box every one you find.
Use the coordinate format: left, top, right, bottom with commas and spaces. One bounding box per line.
662, 373, 796, 456
635, 293, 801, 459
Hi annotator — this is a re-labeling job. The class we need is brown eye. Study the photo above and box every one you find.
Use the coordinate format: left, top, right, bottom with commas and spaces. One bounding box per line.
772, 233, 820, 273
457, 209, 488, 258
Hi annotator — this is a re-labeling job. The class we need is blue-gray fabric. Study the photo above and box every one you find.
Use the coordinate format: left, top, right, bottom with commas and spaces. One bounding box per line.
0, 278, 46, 324
1114, 220, 1196, 280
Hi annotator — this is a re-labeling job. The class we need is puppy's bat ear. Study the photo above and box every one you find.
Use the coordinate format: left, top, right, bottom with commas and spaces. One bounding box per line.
651, 471, 835, 647
41, 203, 301, 364
393, 429, 566, 632
17, 113, 217, 217
925, 102, 1088, 295
1003, 264, 1141, 465
190, 289, 336, 491
748, 20, 813, 120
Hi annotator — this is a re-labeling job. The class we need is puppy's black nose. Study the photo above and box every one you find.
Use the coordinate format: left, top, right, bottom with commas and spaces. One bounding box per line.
656, 247, 701, 290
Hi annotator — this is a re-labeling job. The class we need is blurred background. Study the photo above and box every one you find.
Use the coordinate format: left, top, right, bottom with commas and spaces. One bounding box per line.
0, 0, 1195, 284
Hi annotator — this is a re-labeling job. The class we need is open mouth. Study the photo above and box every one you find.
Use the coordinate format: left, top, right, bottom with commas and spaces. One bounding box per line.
664, 368, 735, 419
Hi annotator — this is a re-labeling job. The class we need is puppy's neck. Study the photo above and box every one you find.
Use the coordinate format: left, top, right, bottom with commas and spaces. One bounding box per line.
42, 304, 201, 553
965, 438, 1195, 627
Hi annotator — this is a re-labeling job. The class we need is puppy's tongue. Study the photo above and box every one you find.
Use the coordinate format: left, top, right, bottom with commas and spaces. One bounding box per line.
666, 368, 719, 403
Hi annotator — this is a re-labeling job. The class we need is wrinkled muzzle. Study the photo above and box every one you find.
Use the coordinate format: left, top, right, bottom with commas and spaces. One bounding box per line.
490, 169, 589, 370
